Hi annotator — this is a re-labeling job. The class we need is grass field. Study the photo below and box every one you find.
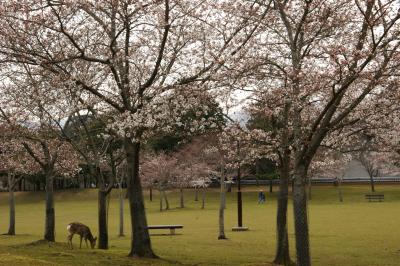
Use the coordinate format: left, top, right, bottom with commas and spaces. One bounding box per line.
0, 184, 400, 265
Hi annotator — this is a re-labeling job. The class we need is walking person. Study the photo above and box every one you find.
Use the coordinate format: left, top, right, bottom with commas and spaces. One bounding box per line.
258, 190, 265, 204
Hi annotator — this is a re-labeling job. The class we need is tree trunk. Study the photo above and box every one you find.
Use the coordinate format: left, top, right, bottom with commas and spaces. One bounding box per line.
180, 188, 184, 208
201, 187, 206, 209
8, 190, 16, 235
44, 170, 55, 242
98, 190, 108, 249
293, 165, 311, 266
218, 173, 227, 240
223, 185, 227, 209
79, 173, 84, 189
338, 178, 343, 202
119, 182, 124, 237
124, 140, 156, 258
90, 164, 110, 250
369, 174, 375, 192
291, 179, 294, 195
163, 190, 170, 210
7, 175, 16, 235
159, 188, 163, 212
273, 163, 292, 265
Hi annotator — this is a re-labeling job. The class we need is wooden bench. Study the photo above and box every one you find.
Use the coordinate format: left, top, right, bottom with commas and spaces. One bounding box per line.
146, 225, 183, 235
365, 194, 384, 202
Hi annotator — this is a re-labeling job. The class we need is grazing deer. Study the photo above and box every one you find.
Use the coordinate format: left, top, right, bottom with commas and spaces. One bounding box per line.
67, 222, 97, 249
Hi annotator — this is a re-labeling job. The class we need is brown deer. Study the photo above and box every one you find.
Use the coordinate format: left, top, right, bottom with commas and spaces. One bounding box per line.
67, 222, 97, 249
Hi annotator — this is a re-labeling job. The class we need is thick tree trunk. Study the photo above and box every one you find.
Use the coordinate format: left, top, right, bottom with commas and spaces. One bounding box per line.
273, 163, 292, 265
8, 183, 16, 235
125, 140, 156, 258
218, 173, 227, 240
119, 182, 124, 237
98, 190, 108, 249
180, 188, 184, 208
44, 170, 55, 242
90, 165, 110, 250
292, 165, 311, 266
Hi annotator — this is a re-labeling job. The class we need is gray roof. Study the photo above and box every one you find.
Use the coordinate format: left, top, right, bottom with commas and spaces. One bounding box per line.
343, 159, 400, 178
343, 160, 369, 178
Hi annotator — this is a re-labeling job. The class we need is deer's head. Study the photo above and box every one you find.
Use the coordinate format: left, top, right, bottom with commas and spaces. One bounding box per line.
91, 237, 97, 249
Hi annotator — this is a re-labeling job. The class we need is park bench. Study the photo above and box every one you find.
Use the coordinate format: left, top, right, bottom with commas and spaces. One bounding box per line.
146, 225, 183, 235
365, 193, 384, 202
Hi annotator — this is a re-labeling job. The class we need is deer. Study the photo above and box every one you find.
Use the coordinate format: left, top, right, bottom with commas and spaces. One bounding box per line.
67, 222, 97, 249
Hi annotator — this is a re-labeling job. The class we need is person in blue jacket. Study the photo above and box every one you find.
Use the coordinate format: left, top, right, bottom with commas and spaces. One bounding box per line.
258, 190, 266, 204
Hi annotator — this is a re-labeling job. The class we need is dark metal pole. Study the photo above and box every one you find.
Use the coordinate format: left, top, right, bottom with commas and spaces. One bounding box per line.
149, 187, 153, 202
269, 179, 273, 193
237, 163, 242, 227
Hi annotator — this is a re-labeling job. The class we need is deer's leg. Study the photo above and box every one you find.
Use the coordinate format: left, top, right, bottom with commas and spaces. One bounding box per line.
79, 236, 83, 249
85, 238, 88, 248
67, 234, 73, 249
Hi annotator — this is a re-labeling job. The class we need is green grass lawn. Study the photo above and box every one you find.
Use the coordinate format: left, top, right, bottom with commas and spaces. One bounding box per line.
0, 184, 400, 265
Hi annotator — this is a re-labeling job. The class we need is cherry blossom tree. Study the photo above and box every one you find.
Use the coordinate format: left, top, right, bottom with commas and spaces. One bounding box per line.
0, 0, 272, 257
356, 133, 400, 192
0, 69, 80, 242
62, 111, 125, 249
2, 1, 400, 264
141, 152, 177, 211
172, 165, 192, 209
171, 136, 217, 209
203, 142, 229, 239
308, 149, 352, 201
351, 92, 400, 188
241, 1, 400, 264
0, 121, 79, 242
191, 176, 211, 209
0, 124, 40, 235
215, 124, 264, 231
